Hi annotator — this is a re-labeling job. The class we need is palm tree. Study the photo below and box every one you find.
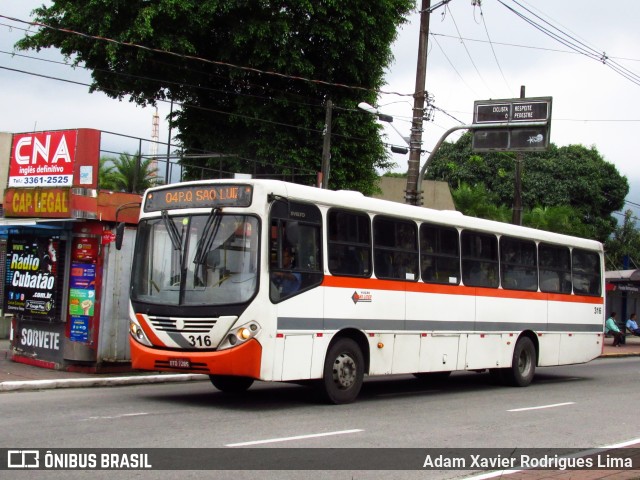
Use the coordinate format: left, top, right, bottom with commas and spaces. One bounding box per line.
98, 152, 160, 193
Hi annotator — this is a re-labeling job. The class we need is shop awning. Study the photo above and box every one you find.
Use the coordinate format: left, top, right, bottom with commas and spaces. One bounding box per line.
0, 217, 80, 232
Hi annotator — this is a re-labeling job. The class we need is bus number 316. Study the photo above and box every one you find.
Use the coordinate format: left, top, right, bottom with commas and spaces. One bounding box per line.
189, 335, 212, 347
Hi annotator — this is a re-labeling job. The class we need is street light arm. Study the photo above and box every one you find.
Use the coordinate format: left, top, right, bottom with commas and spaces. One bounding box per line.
418, 120, 550, 191
418, 124, 471, 182
386, 121, 411, 146
358, 102, 410, 146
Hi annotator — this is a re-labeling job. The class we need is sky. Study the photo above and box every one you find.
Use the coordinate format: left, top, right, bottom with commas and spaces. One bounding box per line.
1, 0, 640, 218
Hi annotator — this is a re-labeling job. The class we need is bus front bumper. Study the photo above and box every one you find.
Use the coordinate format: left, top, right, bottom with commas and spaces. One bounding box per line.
129, 336, 262, 378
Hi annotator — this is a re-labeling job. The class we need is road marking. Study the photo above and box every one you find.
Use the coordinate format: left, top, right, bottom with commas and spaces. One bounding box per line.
507, 402, 574, 412
83, 413, 149, 420
226, 429, 363, 447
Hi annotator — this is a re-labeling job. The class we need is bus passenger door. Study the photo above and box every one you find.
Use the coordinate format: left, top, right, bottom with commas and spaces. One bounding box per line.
269, 199, 324, 381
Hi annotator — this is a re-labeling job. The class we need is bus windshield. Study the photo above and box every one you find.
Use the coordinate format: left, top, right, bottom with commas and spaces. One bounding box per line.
131, 213, 259, 306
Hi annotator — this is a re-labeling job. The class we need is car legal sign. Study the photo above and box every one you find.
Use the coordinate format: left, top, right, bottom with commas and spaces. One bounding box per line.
9, 130, 77, 187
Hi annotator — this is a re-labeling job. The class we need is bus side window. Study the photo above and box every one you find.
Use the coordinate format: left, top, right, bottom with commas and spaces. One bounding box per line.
461, 230, 499, 288
500, 236, 537, 291
572, 248, 601, 296
373, 216, 418, 281
328, 209, 371, 277
420, 223, 460, 285
539, 243, 572, 294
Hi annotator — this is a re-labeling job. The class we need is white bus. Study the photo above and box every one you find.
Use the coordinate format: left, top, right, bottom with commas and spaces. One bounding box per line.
124, 179, 605, 404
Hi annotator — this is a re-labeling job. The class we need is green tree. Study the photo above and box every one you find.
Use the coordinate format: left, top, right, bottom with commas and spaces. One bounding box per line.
99, 152, 159, 193
425, 132, 628, 241
604, 210, 640, 270
17, 0, 414, 195
98, 156, 118, 190
451, 183, 511, 222
522, 205, 589, 237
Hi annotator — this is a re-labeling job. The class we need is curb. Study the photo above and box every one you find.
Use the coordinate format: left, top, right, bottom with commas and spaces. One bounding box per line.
0, 374, 208, 392
599, 352, 640, 358
1, 352, 637, 392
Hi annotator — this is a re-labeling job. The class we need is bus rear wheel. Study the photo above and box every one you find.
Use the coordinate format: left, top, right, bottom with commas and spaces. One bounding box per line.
209, 375, 254, 393
321, 338, 364, 405
504, 337, 536, 387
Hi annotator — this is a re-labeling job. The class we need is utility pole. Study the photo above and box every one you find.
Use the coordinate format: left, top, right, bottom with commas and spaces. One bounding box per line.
320, 99, 333, 189
405, 0, 431, 206
512, 85, 525, 225
165, 99, 174, 185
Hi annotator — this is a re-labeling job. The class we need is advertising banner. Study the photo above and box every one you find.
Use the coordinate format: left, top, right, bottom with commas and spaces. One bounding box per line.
12, 319, 65, 363
9, 130, 77, 187
69, 263, 96, 317
3, 187, 71, 218
4, 236, 61, 319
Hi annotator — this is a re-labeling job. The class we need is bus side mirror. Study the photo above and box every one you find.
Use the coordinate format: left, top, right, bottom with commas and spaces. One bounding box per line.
115, 222, 125, 250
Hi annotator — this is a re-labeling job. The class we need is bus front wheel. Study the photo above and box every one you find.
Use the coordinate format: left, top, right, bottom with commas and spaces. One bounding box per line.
209, 375, 254, 393
504, 337, 536, 387
321, 338, 364, 404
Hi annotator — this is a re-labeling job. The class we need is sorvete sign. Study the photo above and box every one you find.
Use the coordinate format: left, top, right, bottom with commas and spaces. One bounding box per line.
9, 130, 77, 187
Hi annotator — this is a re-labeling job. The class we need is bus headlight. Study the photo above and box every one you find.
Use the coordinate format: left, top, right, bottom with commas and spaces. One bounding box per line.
130, 319, 152, 347
219, 322, 261, 350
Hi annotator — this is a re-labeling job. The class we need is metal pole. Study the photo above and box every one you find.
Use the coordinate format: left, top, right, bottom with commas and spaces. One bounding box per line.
405, 0, 431, 205
320, 99, 333, 189
165, 99, 173, 185
133, 138, 141, 193
512, 85, 526, 225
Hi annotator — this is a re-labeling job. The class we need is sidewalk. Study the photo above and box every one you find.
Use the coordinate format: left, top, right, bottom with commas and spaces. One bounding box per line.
0, 338, 206, 392
1, 335, 638, 392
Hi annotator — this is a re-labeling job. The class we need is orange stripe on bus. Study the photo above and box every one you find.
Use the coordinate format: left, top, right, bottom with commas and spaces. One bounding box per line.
321, 276, 603, 304
135, 313, 165, 346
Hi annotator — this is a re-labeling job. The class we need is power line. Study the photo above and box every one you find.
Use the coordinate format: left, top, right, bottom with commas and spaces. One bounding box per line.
0, 62, 407, 158
0, 14, 414, 98
430, 32, 640, 63
497, 0, 640, 88
0, 48, 327, 112
429, 32, 479, 96
477, 4, 512, 95
444, 4, 494, 95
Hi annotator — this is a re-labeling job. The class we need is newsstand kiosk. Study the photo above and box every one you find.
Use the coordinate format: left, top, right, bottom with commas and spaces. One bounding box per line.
1, 129, 140, 372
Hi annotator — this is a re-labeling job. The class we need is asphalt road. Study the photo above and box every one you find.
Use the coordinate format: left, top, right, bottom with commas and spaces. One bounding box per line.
1, 357, 639, 480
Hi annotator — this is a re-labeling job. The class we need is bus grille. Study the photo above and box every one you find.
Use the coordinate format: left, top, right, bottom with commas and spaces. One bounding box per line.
148, 316, 217, 333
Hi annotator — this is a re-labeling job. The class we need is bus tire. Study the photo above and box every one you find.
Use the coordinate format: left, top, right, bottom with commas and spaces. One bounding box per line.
321, 338, 364, 404
209, 375, 254, 393
504, 337, 536, 387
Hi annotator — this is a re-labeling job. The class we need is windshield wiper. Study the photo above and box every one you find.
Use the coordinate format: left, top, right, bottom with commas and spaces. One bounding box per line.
161, 210, 183, 252
193, 208, 221, 265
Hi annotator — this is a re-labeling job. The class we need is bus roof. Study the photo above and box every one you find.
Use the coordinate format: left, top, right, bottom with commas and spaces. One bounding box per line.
145, 179, 603, 252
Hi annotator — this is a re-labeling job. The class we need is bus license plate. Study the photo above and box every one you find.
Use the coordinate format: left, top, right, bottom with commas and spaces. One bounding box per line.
169, 358, 191, 369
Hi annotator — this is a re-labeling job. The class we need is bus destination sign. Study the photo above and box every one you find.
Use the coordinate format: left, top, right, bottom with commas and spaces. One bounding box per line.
144, 184, 253, 212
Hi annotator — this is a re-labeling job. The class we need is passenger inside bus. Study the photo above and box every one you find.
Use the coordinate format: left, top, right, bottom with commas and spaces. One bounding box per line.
271, 246, 301, 296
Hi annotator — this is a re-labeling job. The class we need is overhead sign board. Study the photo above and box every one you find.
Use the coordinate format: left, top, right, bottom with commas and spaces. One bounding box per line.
474, 99, 550, 124
472, 97, 552, 152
